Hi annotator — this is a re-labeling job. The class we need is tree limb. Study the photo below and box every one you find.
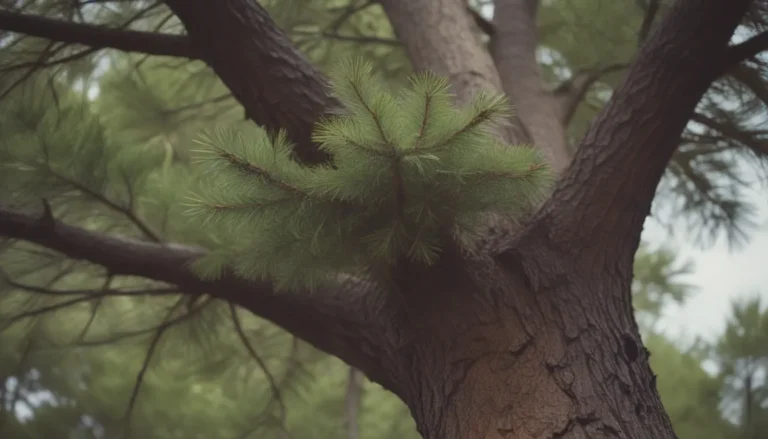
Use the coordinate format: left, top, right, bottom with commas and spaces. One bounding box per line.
0, 203, 395, 389
491, 0, 572, 172
521, 0, 755, 259
163, 0, 338, 164
728, 63, 768, 108
378, 0, 530, 145
466, 3, 494, 37
722, 31, 768, 70
0, 9, 199, 59
691, 112, 768, 156
553, 63, 628, 125
636, 0, 661, 45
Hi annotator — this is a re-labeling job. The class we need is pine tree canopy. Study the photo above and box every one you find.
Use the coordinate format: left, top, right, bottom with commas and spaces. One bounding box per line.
186, 59, 553, 290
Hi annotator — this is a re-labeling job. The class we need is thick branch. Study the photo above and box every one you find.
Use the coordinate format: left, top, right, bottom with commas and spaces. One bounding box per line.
0, 9, 198, 58
0, 203, 394, 389
163, 0, 337, 164
491, 0, 572, 172
524, 0, 754, 259
723, 31, 768, 70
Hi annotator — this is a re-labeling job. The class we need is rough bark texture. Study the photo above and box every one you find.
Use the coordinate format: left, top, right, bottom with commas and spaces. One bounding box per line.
0, 204, 397, 390
379, 0, 531, 145
0, 0, 761, 437
382, 250, 670, 438
164, 0, 336, 164
535, 0, 752, 255
491, 0, 572, 172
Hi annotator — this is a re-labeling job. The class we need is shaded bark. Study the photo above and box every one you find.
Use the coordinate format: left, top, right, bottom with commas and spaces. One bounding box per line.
379, 0, 531, 145
491, 0, 572, 172
163, 0, 337, 164
383, 249, 670, 438
0, 9, 197, 58
526, 0, 755, 259
0, 203, 396, 390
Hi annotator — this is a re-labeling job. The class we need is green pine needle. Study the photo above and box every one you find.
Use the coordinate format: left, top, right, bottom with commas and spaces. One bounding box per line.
185, 58, 554, 290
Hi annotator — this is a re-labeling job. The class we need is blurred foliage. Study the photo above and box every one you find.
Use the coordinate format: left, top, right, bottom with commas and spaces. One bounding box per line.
0, 0, 767, 438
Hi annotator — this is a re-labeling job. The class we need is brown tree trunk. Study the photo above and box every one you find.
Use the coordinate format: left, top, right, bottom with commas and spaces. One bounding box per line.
383, 244, 673, 439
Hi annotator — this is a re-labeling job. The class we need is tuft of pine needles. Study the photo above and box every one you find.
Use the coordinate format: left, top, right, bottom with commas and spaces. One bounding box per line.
186, 58, 553, 290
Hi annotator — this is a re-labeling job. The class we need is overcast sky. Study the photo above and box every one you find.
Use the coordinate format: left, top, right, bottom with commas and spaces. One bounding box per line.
644, 188, 768, 343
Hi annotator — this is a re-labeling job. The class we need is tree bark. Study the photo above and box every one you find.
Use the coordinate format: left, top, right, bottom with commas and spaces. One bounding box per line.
379, 0, 531, 145
491, 0, 572, 173
382, 251, 672, 438
163, 0, 337, 164
532, 0, 754, 257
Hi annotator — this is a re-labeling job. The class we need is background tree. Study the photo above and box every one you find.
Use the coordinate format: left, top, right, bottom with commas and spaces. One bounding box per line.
1, 0, 768, 438
712, 297, 768, 439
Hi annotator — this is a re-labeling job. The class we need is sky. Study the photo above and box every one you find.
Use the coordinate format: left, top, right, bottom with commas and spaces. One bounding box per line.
644, 190, 768, 343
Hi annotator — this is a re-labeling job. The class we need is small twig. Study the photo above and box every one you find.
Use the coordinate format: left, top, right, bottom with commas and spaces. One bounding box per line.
0, 271, 179, 297
229, 304, 287, 422
122, 298, 183, 439
76, 273, 113, 341
291, 29, 400, 46
327, 0, 376, 34
45, 168, 162, 242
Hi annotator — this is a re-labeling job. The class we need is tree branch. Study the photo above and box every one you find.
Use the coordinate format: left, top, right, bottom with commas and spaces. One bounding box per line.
163, 0, 338, 164
378, 0, 530, 145
0, 9, 199, 59
521, 0, 755, 259
728, 63, 768, 108
636, 0, 661, 45
466, 4, 494, 37
553, 63, 628, 125
0, 203, 396, 390
491, 0, 572, 172
691, 112, 768, 156
722, 31, 768, 70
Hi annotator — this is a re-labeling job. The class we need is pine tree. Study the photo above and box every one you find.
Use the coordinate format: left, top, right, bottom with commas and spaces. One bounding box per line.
1, 1, 766, 438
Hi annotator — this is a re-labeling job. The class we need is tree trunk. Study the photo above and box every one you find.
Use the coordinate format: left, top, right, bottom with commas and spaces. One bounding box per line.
387, 247, 674, 439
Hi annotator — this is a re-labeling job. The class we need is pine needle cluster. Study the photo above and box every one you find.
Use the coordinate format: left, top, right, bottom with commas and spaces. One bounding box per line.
186, 59, 553, 290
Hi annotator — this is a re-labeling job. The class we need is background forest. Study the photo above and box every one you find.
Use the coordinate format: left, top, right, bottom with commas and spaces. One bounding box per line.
0, 0, 767, 438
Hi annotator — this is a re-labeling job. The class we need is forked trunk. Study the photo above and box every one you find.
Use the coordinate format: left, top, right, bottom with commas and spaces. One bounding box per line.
386, 249, 676, 439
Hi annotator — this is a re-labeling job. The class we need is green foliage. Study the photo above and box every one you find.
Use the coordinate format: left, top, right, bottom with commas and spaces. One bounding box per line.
633, 245, 696, 330
187, 59, 553, 289
646, 332, 735, 439
714, 297, 768, 435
